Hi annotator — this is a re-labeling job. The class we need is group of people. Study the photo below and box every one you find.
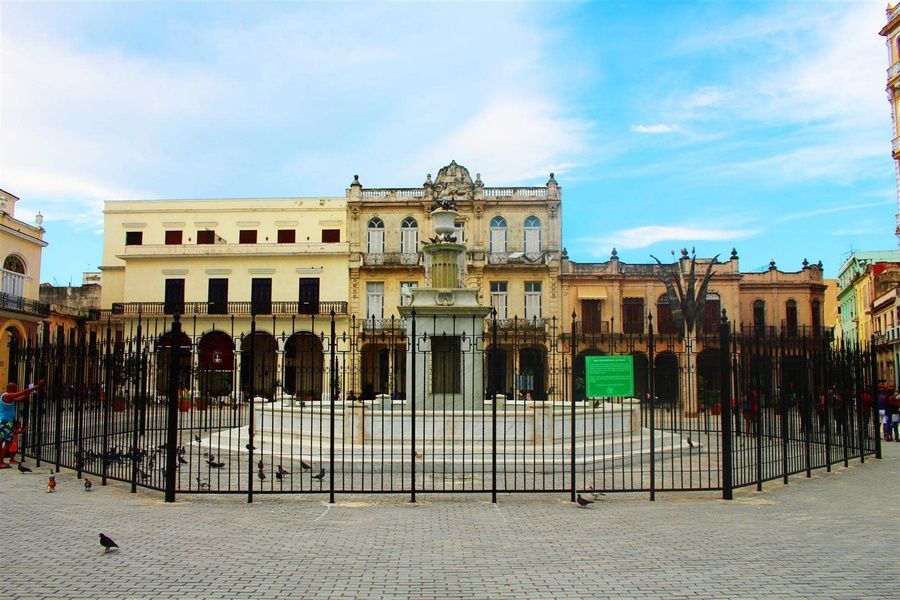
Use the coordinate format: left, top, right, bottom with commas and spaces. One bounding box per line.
878, 385, 900, 442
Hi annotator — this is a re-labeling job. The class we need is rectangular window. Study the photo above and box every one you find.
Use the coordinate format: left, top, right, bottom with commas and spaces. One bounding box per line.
400, 281, 418, 306
125, 231, 143, 246
366, 282, 384, 320
208, 279, 228, 315
454, 221, 466, 244
367, 228, 384, 255
753, 301, 766, 337
432, 336, 461, 394
656, 298, 676, 335
277, 229, 296, 244
164, 230, 183, 245
251, 278, 272, 315
622, 298, 644, 334
298, 278, 320, 314
524, 228, 541, 255
239, 230, 257, 244
490, 281, 508, 319
524, 281, 542, 321
197, 230, 215, 245
401, 227, 418, 255
786, 301, 798, 336
164, 279, 185, 315
322, 229, 341, 243
702, 295, 721, 334
581, 299, 603, 335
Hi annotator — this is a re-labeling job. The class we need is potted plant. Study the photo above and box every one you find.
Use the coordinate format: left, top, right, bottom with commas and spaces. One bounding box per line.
178, 390, 192, 412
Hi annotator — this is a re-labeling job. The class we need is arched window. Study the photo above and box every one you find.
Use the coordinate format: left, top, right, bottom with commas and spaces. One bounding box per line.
785, 299, 798, 336
524, 215, 541, 255
400, 217, 418, 256
367, 217, 385, 255
489, 216, 507, 254
3, 255, 25, 274
2, 254, 26, 298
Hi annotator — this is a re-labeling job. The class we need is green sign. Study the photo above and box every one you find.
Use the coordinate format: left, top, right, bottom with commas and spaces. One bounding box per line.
585, 355, 635, 398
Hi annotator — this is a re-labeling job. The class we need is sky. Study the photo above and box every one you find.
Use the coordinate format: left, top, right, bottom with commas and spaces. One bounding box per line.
1, 0, 897, 284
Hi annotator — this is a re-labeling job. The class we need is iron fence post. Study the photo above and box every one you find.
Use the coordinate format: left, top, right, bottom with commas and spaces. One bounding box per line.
780, 330, 789, 485
803, 333, 812, 478
871, 336, 881, 460
491, 308, 498, 504
329, 310, 337, 505
164, 314, 181, 503
248, 314, 256, 504
720, 311, 733, 500
131, 317, 143, 493
75, 329, 86, 479
648, 313, 656, 501
410, 310, 417, 504
51, 327, 62, 471
570, 311, 577, 503
855, 347, 864, 463
102, 318, 112, 486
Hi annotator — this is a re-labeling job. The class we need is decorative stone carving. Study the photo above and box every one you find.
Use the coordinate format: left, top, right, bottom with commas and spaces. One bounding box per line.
433, 160, 474, 201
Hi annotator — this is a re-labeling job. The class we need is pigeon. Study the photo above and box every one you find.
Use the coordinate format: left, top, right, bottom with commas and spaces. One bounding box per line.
257, 459, 264, 470
687, 437, 695, 448
46, 474, 57, 493
576, 494, 594, 508
312, 467, 326, 480
299, 459, 312, 471
245, 443, 256, 451
196, 479, 210, 490
208, 459, 225, 469
17, 462, 32, 473
178, 455, 188, 465
193, 435, 202, 445
84, 478, 93, 492
587, 486, 606, 500
257, 470, 266, 481
99, 533, 118, 554
276, 465, 290, 476
275, 471, 284, 481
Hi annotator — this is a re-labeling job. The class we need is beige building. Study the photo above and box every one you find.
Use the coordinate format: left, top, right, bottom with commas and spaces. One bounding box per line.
881, 4, 900, 242
0, 189, 48, 387
99, 197, 350, 400
345, 160, 563, 399
560, 250, 829, 412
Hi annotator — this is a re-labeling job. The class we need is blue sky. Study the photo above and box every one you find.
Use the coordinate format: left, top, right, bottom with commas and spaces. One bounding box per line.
1, 0, 896, 284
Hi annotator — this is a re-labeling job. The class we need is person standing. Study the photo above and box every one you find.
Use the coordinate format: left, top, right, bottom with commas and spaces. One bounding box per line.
0, 382, 42, 468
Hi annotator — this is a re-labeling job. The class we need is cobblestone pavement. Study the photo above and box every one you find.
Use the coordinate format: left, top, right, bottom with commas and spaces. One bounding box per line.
2, 443, 898, 599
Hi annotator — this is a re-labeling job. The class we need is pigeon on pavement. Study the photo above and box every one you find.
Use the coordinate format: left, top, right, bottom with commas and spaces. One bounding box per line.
99, 533, 118, 554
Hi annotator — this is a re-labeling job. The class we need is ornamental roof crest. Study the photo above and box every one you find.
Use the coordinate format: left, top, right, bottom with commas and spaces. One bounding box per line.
433, 160, 474, 200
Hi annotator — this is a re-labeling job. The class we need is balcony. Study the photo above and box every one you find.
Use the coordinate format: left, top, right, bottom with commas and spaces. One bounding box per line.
106, 300, 348, 318
893, 136, 900, 157
359, 317, 407, 334
889, 62, 900, 82
0, 293, 50, 317
487, 252, 549, 266
486, 317, 549, 332
362, 253, 422, 266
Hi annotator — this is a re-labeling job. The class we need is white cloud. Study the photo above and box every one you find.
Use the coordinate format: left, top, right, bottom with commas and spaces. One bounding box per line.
631, 124, 680, 134
581, 225, 759, 252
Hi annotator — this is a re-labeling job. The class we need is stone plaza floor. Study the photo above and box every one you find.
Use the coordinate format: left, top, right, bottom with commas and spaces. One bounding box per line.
2, 443, 898, 599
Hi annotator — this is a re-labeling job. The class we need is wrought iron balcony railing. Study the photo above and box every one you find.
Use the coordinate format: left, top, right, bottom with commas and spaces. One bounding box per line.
0, 292, 50, 317
106, 300, 348, 318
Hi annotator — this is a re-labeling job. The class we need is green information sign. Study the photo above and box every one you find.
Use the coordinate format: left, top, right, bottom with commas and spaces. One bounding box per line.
585, 355, 635, 398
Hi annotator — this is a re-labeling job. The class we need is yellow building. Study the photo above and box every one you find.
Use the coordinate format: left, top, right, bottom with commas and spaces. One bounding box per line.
345, 160, 563, 399
881, 4, 900, 242
99, 197, 350, 400
0, 189, 48, 387
560, 250, 829, 413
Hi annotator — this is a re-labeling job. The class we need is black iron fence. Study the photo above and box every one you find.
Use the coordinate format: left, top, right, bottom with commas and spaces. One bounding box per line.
9, 311, 880, 503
